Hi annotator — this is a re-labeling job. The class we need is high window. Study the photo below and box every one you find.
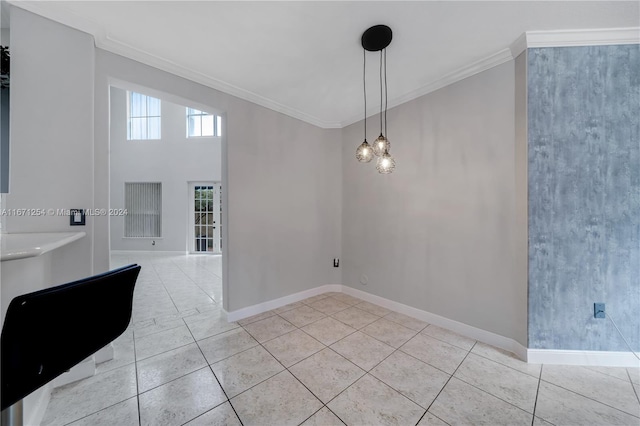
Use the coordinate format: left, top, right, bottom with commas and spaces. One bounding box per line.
127, 91, 161, 140
187, 108, 222, 138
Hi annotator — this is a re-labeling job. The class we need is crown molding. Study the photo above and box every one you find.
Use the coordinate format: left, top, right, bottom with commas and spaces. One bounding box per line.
9, 1, 640, 129
347, 27, 640, 128
511, 27, 640, 58
7, 0, 343, 129
510, 32, 529, 59
98, 34, 343, 129
341, 48, 514, 128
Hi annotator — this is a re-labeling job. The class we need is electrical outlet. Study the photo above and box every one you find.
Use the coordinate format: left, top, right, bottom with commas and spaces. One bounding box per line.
594, 303, 605, 319
333, 258, 339, 267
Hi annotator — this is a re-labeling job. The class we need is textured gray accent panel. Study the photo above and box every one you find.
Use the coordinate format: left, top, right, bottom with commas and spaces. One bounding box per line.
528, 45, 640, 350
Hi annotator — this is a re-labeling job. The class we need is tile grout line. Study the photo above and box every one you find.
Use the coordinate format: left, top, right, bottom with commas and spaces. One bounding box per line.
418, 330, 477, 352
451, 373, 538, 418
133, 326, 142, 426
530, 363, 543, 426
171, 258, 218, 305
357, 321, 419, 347
231, 321, 329, 423
583, 365, 639, 385
296, 405, 348, 426
134, 334, 193, 363
258, 338, 348, 425
272, 309, 432, 423
134, 286, 523, 425
366, 349, 443, 412
137, 291, 465, 424
233, 302, 392, 425
328, 306, 542, 391
627, 369, 640, 404
393, 346, 457, 381
416, 342, 477, 425
428, 341, 546, 419
353, 340, 430, 413
247, 297, 464, 422
468, 347, 541, 380
209, 370, 245, 426
537, 377, 640, 419
182, 315, 244, 426
149, 262, 182, 316
57, 392, 137, 425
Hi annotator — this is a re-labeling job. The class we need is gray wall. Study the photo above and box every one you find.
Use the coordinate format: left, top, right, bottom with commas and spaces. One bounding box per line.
5, 8, 94, 284
95, 50, 342, 312
342, 61, 528, 346
528, 45, 640, 351
109, 86, 221, 252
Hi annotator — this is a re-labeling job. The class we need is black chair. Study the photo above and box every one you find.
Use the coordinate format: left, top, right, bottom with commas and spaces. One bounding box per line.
0, 264, 140, 424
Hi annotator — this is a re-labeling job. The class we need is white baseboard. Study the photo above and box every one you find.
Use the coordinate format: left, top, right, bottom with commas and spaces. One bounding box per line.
226, 284, 638, 367
27, 351, 114, 424
22, 360, 95, 426
226, 283, 527, 360
94, 343, 115, 364
110, 250, 187, 255
225, 284, 342, 322
528, 349, 640, 368
51, 356, 96, 388
340, 286, 529, 361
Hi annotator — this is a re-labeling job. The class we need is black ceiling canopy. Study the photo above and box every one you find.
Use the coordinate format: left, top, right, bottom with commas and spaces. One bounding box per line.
361, 25, 393, 52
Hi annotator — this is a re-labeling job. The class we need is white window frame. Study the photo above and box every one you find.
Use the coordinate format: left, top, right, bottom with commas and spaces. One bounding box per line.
127, 91, 162, 140
186, 108, 222, 138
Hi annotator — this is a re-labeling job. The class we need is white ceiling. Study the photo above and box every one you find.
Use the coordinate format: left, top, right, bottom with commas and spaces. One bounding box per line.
8, 1, 640, 128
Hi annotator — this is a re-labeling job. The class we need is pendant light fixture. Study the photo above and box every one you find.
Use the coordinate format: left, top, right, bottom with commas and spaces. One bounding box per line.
356, 25, 395, 174
376, 48, 395, 174
355, 49, 373, 163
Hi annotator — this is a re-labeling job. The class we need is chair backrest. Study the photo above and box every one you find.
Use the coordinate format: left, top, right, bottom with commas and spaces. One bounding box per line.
1, 264, 140, 410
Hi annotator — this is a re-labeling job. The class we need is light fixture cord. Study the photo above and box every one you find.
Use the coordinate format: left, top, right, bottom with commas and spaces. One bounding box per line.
363, 48, 367, 141
384, 48, 388, 139
607, 313, 640, 361
379, 49, 383, 135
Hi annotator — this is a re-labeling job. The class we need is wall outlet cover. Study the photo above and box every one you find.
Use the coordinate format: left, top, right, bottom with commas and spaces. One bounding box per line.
594, 303, 605, 319
70, 209, 85, 226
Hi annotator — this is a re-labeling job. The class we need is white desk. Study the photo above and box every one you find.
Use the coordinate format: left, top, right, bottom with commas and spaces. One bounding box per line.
1, 231, 86, 261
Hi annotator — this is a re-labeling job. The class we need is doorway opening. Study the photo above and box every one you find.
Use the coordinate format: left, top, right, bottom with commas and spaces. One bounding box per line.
105, 81, 228, 310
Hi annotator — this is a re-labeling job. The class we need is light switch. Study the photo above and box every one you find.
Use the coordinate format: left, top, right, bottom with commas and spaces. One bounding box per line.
70, 209, 85, 226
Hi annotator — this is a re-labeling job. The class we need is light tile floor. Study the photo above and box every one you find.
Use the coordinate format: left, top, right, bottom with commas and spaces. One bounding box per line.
42, 253, 640, 425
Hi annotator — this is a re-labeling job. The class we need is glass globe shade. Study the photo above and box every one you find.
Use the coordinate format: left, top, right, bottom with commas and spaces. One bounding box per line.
356, 140, 374, 163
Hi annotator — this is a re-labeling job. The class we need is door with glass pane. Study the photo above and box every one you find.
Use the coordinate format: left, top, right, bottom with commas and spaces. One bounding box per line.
190, 182, 221, 254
